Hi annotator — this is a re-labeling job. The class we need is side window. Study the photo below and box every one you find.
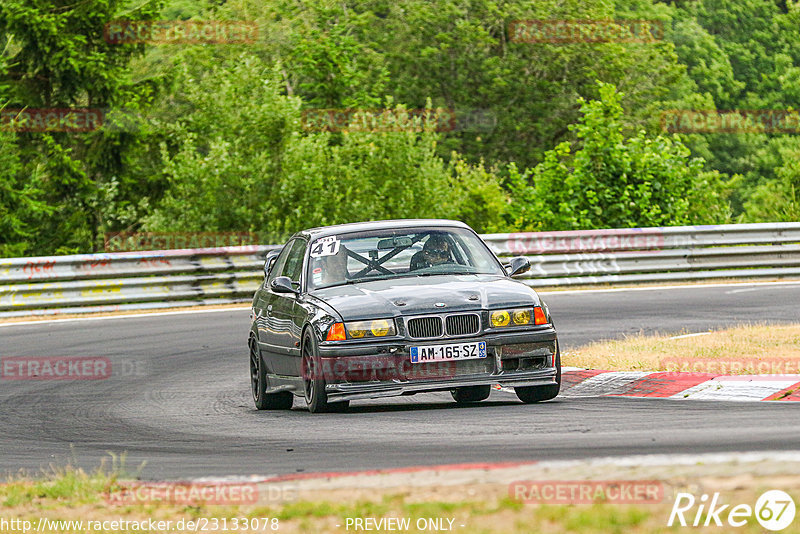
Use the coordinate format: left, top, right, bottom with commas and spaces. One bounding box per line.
267, 244, 291, 284
280, 239, 307, 283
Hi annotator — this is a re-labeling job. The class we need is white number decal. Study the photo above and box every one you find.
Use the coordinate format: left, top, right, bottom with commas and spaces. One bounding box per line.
310, 236, 341, 258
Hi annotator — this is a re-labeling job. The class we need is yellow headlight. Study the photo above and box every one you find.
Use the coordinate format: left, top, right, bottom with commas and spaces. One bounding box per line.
512, 309, 531, 325
371, 319, 391, 336
347, 319, 395, 338
491, 310, 510, 327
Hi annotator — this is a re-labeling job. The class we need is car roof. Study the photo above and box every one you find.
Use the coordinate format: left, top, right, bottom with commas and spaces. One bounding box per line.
297, 219, 472, 240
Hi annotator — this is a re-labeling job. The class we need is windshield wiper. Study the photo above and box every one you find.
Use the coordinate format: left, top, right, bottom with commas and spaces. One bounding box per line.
344, 274, 397, 284
404, 270, 477, 278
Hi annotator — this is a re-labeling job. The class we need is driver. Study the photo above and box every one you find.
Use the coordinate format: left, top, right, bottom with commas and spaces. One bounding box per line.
410, 234, 453, 270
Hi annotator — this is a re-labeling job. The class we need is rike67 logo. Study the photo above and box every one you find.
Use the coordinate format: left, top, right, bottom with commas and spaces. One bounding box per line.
669, 490, 796, 531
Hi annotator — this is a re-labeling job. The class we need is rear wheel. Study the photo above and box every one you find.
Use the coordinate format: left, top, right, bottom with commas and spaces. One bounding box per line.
250, 338, 293, 410
451, 385, 491, 404
515, 346, 561, 404
302, 332, 349, 413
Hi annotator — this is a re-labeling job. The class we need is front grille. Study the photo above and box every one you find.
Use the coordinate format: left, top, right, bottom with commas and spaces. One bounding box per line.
407, 316, 443, 339
445, 313, 480, 336
502, 356, 546, 372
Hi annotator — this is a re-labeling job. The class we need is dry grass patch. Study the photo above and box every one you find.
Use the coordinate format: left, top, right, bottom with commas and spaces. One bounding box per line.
563, 323, 800, 373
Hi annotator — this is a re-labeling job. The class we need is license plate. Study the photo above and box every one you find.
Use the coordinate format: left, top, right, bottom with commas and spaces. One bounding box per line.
410, 341, 487, 363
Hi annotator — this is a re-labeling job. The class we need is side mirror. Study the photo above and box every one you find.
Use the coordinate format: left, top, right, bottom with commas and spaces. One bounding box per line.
506, 256, 531, 277
270, 276, 299, 294
264, 251, 279, 277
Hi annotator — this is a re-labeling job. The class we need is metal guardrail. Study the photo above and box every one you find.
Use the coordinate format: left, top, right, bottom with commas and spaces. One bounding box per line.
484, 222, 800, 286
2, 222, 800, 318
0, 246, 277, 318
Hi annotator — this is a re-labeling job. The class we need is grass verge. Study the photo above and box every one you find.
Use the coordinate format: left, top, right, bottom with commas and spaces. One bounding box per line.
563, 323, 800, 373
1, 465, 797, 533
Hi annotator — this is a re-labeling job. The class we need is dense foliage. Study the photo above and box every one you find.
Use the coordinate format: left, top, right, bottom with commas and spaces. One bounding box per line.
0, 0, 797, 256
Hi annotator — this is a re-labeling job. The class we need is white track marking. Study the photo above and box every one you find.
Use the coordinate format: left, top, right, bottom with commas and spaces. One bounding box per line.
561, 369, 800, 401
0, 306, 251, 328
725, 284, 800, 294
668, 332, 713, 340
558, 451, 800, 468
564, 371, 654, 397
539, 279, 800, 296
672, 378, 800, 401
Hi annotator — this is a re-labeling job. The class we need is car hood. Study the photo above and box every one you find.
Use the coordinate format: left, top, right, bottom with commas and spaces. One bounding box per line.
310, 275, 540, 320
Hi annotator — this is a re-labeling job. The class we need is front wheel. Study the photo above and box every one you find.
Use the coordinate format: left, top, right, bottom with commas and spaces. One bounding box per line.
301, 332, 349, 413
250, 338, 293, 410
451, 385, 491, 404
515, 346, 561, 404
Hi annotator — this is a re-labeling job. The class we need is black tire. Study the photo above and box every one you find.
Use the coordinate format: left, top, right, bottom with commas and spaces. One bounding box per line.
515, 346, 561, 404
250, 337, 293, 410
301, 332, 349, 413
451, 385, 491, 404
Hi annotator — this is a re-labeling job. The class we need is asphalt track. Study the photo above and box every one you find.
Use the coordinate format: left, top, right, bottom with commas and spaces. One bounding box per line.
1, 282, 799, 479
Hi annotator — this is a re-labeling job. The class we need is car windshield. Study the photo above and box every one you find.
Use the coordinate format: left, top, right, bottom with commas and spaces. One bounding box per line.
306, 227, 505, 290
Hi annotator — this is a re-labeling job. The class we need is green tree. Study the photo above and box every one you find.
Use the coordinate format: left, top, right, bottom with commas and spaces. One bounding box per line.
283, 1, 390, 108
668, 16, 744, 109
0, 0, 160, 254
0, 122, 53, 257
365, 0, 698, 169
665, 0, 800, 219
142, 55, 299, 238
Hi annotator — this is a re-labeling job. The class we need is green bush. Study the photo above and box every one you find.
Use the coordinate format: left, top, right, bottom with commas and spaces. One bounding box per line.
508, 82, 731, 231
743, 142, 800, 222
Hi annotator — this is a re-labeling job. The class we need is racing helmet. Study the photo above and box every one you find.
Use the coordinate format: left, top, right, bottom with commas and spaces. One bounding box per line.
423, 234, 451, 265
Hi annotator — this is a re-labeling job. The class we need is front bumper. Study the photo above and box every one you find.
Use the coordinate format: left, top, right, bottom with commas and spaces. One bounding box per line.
317, 327, 558, 401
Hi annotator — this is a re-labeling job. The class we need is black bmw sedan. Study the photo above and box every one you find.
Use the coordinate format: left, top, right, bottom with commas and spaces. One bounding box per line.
249, 219, 560, 413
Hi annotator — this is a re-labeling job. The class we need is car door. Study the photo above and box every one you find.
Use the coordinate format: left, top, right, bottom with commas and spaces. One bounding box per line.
261, 238, 307, 376
254, 244, 289, 374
